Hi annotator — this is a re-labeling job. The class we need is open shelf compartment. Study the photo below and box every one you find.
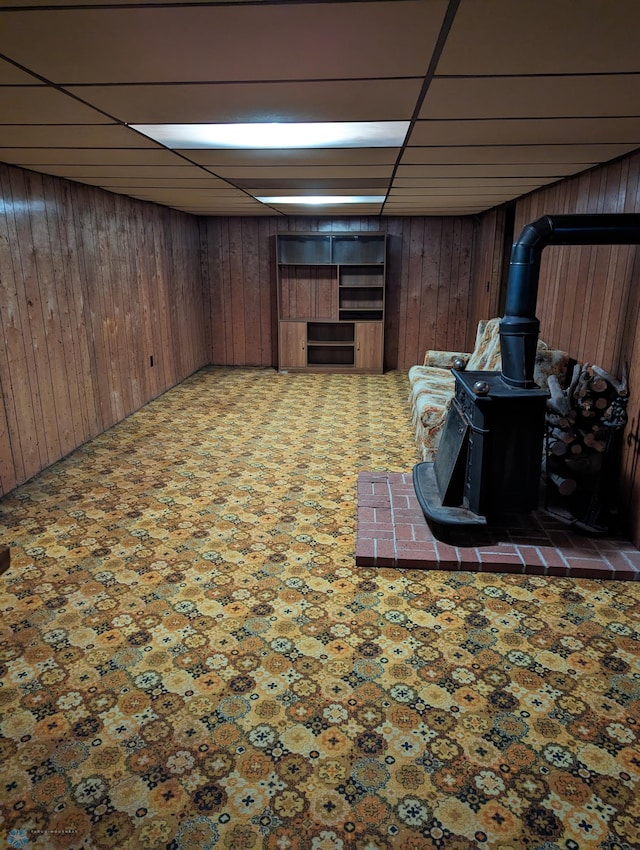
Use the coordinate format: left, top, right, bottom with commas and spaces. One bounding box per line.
307, 321, 355, 344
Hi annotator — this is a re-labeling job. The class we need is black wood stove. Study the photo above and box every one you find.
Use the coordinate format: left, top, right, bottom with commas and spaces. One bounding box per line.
414, 370, 549, 525
414, 213, 640, 528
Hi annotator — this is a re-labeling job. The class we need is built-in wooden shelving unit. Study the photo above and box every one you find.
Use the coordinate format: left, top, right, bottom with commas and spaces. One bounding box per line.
276, 233, 386, 373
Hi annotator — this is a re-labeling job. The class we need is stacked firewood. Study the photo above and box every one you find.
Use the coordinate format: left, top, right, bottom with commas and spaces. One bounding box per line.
545, 362, 629, 514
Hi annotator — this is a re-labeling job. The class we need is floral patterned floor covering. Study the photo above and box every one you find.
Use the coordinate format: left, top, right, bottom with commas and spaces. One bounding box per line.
1, 367, 639, 850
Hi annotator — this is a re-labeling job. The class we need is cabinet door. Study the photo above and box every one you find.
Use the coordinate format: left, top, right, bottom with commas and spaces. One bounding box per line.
279, 322, 307, 370
355, 322, 383, 372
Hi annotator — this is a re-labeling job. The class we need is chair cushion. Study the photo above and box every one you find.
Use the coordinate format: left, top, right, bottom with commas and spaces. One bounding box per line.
466, 318, 502, 371
410, 371, 456, 430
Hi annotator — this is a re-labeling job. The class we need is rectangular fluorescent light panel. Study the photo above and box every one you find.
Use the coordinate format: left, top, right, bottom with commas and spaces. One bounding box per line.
131, 122, 409, 149
257, 196, 386, 205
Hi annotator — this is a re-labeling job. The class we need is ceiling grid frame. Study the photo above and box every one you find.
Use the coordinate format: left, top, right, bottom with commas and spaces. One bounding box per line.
0, 0, 638, 216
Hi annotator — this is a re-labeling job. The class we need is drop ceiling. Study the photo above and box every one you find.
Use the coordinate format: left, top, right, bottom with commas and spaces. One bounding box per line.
1, 0, 639, 217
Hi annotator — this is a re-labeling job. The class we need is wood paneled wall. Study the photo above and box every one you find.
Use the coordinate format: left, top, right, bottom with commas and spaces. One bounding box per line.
0, 163, 208, 497
509, 150, 640, 545
467, 205, 510, 345
201, 215, 477, 371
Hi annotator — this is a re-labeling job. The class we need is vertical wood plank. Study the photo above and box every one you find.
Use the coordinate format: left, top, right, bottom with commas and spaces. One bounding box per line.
0, 380, 16, 496
434, 217, 453, 352
258, 217, 278, 366
240, 218, 262, 366
405, 218, 429, 365
394, 217, 413, 368
6, 167, 56, 471
49, 177, 92, 448
382, 217, 403, 370
0, 167, 33, 484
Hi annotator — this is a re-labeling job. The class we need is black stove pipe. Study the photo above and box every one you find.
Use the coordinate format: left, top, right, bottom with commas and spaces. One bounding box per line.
500, 213, 640, 388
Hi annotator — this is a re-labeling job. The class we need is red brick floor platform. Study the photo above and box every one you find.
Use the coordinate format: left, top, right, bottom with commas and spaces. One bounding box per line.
356, 471, 640, 580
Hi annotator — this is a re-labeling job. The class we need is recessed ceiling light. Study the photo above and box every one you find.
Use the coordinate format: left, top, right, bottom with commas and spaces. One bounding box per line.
256, 196, 386, 205
131, 122, 409, 149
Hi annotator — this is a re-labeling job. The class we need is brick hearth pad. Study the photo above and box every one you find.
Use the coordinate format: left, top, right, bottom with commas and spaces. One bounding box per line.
356, 471, 640, 580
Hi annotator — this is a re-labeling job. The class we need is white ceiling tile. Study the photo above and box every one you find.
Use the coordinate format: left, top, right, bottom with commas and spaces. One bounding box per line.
409, 118, 640, 146
20, 164, 225, 181
395, 163, 577, 179
386, 201, 484, 207
0, 125, 161, 147
82, 178, 238, 189
384, 205, 485, 215
393, 177, 553, 188
400, 144, 636, 165
0, 58, 41, 84
438, 0, 640, 74
0, 148, 188, 166
420, 75, 640, 120
66, 80, 423, 124
388, 187, 525, 197
0, 2, 448, 83
0, 86, 110, 123
125, 191, 259, 204
205, 166, 394, 180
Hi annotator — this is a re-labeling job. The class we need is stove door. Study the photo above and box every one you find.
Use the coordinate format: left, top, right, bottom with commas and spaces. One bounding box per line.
434, 398, 470, 507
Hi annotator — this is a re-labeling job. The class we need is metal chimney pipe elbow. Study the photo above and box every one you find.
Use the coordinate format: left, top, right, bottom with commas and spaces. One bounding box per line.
500, 213, 640, 389
500, 216, 553, 388
504, 216, 553, 318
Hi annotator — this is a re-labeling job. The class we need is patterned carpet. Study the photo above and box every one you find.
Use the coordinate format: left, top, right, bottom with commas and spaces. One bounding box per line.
1, 367, 639, 850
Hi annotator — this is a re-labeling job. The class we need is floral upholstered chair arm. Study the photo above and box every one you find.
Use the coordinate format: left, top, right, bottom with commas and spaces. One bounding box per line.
422, 350, 471, 370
